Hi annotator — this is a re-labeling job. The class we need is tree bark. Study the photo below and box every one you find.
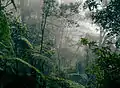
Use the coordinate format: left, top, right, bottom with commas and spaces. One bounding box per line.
40, 2, 50, 54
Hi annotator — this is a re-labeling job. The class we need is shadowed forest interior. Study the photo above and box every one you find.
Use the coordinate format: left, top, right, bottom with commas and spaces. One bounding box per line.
0, 0, 120, 88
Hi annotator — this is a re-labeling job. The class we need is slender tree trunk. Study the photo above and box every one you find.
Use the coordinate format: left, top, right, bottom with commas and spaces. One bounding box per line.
40, 13, 48, 54
40, 3, 50, 54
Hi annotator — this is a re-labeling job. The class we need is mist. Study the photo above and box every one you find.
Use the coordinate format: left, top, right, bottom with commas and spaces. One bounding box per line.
1, 0, 119, 88
13, 0, 101, 73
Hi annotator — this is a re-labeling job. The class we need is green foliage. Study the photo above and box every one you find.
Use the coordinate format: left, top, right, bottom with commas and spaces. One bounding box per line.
13, 58, 44, 77
80, 37, 120, 88
81, 38, 89, 45
0, 9, 14, 58
83, 0, 100, 11
0, 57, 44, 76
92, 0, 120, 36
19, 37, 33, 49
0, 0, 87, 88
43, 0, 58, 16
46, 76, 85, 88
89, 1, 120, 87
11, 20, 27, 38
31, 53, 53, 75
86, 63, 104, 88
10, 19, 32, 58
68, 73, 88, 86
84, 44, 120, 88
85, 1, 120, 87
59, 2, 81, 17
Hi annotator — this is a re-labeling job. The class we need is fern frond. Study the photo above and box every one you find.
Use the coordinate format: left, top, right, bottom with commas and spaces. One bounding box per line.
9, 58, 45, 78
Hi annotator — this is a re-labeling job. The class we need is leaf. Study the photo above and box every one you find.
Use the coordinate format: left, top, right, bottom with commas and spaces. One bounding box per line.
4, 58, 45, 79
81, 38, 89, 45
0, 42, 8, 48
0, 55, 3, 59
14, 58, 43, 74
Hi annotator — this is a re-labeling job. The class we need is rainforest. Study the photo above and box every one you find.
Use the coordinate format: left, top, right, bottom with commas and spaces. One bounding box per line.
0, 0, 120, 88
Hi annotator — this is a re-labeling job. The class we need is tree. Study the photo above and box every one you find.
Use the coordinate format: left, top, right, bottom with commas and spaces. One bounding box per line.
83, 0, 100, 11
84, 0, 120, 88
0, 0, 86, 88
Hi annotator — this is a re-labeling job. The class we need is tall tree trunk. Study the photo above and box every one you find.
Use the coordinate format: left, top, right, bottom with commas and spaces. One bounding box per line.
40, 2, 50, 54
40, 13, 48, 54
